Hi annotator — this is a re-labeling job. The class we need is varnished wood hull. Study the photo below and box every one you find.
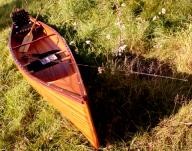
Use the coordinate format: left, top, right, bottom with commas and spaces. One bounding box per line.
9, 18, 99, 149
17, 65, 99, 148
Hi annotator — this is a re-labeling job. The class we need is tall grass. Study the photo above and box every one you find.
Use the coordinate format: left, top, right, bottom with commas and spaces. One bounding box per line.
130, 102, 192, 150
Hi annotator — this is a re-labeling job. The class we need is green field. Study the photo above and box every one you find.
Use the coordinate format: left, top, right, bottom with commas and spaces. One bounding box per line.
0, 0, 192, 150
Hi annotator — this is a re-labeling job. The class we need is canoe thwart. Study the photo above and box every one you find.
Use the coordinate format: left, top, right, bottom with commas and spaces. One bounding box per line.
12, 33, 56, 50
24, 49, 70, 72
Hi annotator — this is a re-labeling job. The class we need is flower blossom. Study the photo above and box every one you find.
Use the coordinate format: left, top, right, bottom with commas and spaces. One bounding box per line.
161, 8, 166, 14
121, 3, 126, 7
85, 40, 91, 45
106, 34, 111, 40
153, 16, 157, 21
116, 44, 127, 56
69, 41, 75, 45
98, 67, 105, 74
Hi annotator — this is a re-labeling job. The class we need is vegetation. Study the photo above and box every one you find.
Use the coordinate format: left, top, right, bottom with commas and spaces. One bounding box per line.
0, 0, 192, 150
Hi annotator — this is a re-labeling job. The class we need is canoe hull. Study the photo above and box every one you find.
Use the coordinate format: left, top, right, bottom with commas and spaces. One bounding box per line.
9, 17, 99, 148
17, 65, 99, 148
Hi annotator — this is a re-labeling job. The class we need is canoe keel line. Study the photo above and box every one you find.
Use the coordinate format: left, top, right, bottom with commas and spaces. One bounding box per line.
9, 9, 99, 148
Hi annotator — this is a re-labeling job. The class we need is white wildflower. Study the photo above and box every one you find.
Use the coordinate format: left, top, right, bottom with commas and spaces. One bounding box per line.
85, 40, 91, 45
158, 11, 162, 15
69, 41, 75, 45
73, 22, 77, 26
116, 44, 127, 56
119, 44, 127, 51
98, 67, 105, 74
161, 8, 166, 14
152, 16, 157, 21
106, 34, 111, 40
121, 3, 126, 7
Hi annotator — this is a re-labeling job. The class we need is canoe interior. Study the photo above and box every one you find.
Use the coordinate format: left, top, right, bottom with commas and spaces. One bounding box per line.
11, 21, 84, 96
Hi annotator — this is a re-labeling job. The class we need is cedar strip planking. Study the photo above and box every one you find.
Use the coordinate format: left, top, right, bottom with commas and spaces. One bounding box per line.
9, 15, 99, 149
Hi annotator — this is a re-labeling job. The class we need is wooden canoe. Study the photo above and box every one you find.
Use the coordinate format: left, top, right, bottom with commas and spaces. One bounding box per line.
9, 13, 99, 149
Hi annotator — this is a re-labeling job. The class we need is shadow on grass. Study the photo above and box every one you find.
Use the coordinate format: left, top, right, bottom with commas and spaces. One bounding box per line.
44, 21, 192, 147
75, 50, 192, 147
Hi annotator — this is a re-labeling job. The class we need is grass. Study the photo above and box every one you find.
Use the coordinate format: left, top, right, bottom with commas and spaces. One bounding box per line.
0, 0, 192, 150
130, 102, 192, 150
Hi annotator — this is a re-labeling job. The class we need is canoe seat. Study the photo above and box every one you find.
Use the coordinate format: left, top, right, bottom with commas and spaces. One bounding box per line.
25, 49, 70, 72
